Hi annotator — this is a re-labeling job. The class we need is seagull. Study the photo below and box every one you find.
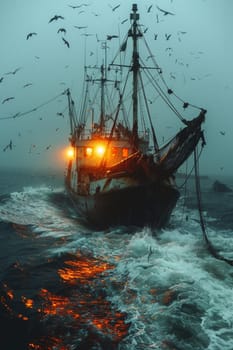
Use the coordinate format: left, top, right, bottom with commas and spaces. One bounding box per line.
147, 5, 153, 13
0, 77, 3, 83
219, 131, 225, 136
107, 35, 118, 40
154, 33, 158, 40
68, 5, 82, 9
165, 33, 172, 40
3, 140, 13, 152
69, 3, 89, 8
73, 25, 88, 29
2, 97, 15, 104
111, 4, 120, 11
48, 15, 64, 23
156, 6, 175, 15
121, 18, 128, 24
57, 28, 66, 34
23, 83, 33, 88
81, 33, 94, 37
62, 37, 70, 47
26, 32, 37, 40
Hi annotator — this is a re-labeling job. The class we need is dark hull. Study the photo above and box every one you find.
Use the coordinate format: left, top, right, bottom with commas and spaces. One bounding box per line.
65, 180, 180, 230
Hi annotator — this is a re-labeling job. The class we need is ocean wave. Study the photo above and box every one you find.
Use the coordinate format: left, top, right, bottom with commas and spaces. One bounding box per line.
0, 185, 233, 349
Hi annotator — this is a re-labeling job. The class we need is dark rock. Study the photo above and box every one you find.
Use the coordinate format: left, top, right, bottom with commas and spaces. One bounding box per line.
212, 180, 232, 193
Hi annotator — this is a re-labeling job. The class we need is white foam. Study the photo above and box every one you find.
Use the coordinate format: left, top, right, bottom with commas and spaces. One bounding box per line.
1, 187, 233, 349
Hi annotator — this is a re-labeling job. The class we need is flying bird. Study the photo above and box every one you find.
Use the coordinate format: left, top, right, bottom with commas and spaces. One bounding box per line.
57, 28, 66, 34
121, 18, 128, 24
57, 112, 64, 118
81, 33, 94, 37
69, 3, 89, 8
112, 4, 120, 11
62, 37, 70, 47
107, 35, 119, 40
23, 83, 33, 88
26, 32, 37, 40
165, 33, 172, 40
2, 97, 15, 104
74, 25, 88, 29
156, 6, 175, 15
68, 5, 82, 8
219, 131, 226, 136
3, 140, 13, 152
0, 77, 3, 83
147, 5, 153, 13
49, 15, 64, 23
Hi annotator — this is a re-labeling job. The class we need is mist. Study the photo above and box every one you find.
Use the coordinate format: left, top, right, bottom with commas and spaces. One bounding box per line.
1, 0, 232, 176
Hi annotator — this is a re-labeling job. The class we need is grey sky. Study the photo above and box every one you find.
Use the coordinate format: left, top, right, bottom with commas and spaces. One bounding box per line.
0, 0, 233, 175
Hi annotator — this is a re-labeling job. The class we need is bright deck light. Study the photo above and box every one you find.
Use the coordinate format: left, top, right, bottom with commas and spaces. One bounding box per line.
95, 145, 105, 157
67, 147, 74, 159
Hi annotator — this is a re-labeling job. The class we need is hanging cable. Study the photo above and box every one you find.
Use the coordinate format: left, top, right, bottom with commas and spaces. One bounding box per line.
0, 90, 67, 121
194, 147, 233, 266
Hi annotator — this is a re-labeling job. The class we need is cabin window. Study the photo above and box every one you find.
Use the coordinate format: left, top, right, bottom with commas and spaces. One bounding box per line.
111, 147, 118, 157
122, 148, 129, 158
85, 147, 93, 157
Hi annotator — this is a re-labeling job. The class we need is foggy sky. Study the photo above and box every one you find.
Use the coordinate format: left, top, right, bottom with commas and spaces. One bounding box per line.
1, 0, 233, 176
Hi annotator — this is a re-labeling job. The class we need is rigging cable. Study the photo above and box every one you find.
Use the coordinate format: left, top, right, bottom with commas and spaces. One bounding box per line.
141, 35, 204, 120
194, 147, 233, 266
0, 90, 67, 121
138, 70, 159, 152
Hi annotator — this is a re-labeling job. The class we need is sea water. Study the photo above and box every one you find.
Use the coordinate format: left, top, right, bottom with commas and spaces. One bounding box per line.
0, 169, 233, 350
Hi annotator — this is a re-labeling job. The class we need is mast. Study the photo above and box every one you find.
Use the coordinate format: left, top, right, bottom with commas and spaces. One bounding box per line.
129, 3, 142, 148
100, 63, 105, 132
99, 41, 108, 133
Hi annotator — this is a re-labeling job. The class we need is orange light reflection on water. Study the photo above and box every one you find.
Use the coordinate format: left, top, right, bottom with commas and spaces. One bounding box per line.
58, 256, 115, 284
39, 255, 130, 342
1, 254, 130, 349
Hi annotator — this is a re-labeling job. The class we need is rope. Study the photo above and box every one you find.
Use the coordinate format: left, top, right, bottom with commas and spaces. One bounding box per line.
194, 148, 233, 266
0, 90, 67, 121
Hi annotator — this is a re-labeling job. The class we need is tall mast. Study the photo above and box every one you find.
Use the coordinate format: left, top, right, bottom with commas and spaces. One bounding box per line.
129, 3, 141, 148
99, 42, 107, 133
100, 63, 105, 132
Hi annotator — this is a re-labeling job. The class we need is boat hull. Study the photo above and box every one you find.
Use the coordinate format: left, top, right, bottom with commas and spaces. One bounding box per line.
65, 180, 180, 230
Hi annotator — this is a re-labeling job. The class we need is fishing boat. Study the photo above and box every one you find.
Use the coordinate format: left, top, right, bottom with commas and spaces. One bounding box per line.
64, 3, 206, 229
